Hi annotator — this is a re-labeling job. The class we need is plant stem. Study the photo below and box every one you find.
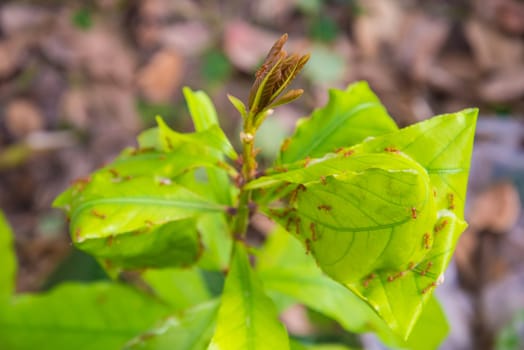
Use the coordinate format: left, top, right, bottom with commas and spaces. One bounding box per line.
231, 115, 257, 239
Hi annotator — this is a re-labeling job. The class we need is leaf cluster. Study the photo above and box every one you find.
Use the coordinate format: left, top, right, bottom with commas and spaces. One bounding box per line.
0, 35, 478, 350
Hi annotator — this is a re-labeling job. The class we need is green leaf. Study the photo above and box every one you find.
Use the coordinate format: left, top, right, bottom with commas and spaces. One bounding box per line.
0, 282, 169, 350
358, 108, 478, 217
278, 81, 397, 164
137, 127, 162, 149
183, 87, 219, 130
259, 226, 449, 349
143, 267, 211, 311
255, 109, 477, 338
258, 226, 449, 349
402, 295, 449, 350
125, 300, 220, 350
228, 94, 247, 119
157, 117, 237, 161
184, 87, 236, 205
106, 148, 228, 180
136, 116, 237, 162
55, 173, 224, 240
154, 101, 235, 268
197, 213, 233, 270
257, 226, 384, 331
54, 168, 224, 268
208, 243, 290, 350
53, 125, 233, 268
0, 211, 16, 303
77, 219, 203, 269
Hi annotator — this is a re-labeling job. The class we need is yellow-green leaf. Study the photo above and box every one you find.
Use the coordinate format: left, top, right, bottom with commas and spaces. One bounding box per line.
208, 243, 290, 350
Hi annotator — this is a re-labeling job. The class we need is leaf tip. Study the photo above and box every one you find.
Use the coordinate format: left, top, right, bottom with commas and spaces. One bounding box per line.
154, 115, 166, 126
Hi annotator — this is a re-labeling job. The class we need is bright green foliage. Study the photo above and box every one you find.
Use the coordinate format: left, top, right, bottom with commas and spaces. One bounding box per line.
403, 295, 450, 350
53, 111, 234, 269
142, 267, 211, 311
279, 81, 398, 164
80, 219, 203, 269
197, 213, 232, 270
208, 243, 290, 350
53, 172, 221, 268
184, 88, 236, 208
22, 42, 477, 349
227, 94, 248, 119
0, 31, 479, 349
156, 119, 237, 161
258, 225, 387, 333
125, 300, 220, 350
0, 283, 170, 350
252, 107, 477, 337
0, 211, 16, 304
258, 226, 449, 349
182, 88, 234, 268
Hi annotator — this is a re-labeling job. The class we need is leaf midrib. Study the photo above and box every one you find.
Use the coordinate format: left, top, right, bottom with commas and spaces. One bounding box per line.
286, 101, 381, 161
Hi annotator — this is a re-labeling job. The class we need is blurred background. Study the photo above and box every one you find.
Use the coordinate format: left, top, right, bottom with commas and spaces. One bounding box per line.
0, 0, 523, 349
